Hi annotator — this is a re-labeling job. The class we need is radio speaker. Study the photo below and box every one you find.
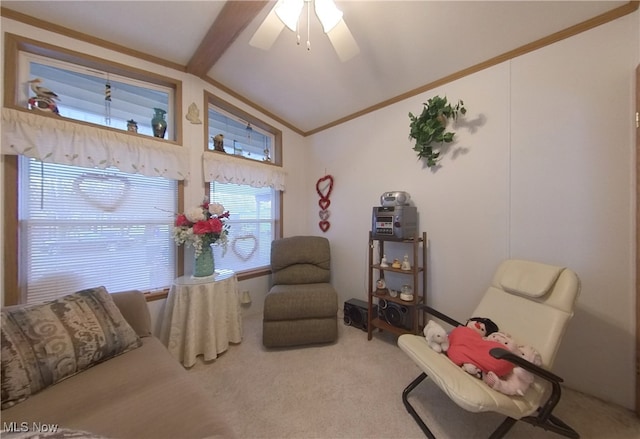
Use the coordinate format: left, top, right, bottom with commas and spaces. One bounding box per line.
378, 299, 413, 330
344, 298, 376, 332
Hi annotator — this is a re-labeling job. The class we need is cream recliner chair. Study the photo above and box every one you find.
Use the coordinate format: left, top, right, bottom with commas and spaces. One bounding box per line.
398, 259, 580, 438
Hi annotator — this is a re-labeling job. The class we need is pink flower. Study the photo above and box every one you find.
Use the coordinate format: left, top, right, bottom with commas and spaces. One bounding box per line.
192, 218, 223, 235
192, 220, 211, 235
175, 214, 189, 227
207, 218, 223, 234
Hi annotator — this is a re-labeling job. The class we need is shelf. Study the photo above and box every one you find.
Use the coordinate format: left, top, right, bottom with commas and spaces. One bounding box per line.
373, 292, 423, 305
370, 317, 414, 336
371, 235, 424, 243
370, 264, 424, 274
367, 230, 427, 341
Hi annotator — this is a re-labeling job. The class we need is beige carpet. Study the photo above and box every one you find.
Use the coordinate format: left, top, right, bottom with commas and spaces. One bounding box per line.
188, 313, 640, 439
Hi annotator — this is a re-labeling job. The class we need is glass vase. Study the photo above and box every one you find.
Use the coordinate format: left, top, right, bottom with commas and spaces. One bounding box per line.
194, 245, 215, 277
151, 108, 167, 139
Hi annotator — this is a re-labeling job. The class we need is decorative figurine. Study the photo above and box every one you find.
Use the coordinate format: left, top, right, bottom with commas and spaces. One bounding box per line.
401, 254, 411, 271
127, 119, 138, 133
380, 254, 389, 267
376, 278, 387, 290
400, 284, 414, 301
27, 78, 60, 114
391, 258, 402, 269
185, 102, 202, 124
213, 134, 225, 152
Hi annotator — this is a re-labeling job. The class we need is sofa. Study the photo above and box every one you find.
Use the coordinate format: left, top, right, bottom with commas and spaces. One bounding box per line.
1, 287, 234, 439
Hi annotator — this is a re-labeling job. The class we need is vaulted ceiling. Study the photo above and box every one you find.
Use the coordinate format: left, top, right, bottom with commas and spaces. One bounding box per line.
1, 1, 636, 135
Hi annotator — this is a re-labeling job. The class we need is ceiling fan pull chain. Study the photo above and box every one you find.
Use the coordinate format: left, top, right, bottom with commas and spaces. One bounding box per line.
307, 0, 311, 51
296, 9, 301, 46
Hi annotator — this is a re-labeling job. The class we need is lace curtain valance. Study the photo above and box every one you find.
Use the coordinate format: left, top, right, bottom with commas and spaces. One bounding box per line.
1, 107, 189, 180
203, 150, 286, 191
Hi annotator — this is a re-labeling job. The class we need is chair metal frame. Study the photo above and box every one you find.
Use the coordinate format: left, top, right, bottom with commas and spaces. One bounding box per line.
402, 305, 579, 439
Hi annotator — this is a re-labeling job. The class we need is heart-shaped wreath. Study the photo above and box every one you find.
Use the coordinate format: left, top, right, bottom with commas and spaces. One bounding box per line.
73, 173, 131, 212
316, 175, 334, 233
232, 235, 258, 262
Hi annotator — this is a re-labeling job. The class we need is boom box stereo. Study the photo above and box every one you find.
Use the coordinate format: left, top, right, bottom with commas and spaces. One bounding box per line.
344, 298, 376, 332
371, 205, 418, 240
378, 299, 413, 330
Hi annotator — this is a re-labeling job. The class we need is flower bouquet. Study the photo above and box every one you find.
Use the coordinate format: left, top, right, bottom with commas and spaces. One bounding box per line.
173, 199, 230, 277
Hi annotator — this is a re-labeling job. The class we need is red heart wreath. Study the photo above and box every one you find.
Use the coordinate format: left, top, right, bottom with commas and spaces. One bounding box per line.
316, 175, 334, 233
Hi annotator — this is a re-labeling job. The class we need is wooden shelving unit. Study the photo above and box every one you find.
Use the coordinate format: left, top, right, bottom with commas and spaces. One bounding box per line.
367, 231, 427, 340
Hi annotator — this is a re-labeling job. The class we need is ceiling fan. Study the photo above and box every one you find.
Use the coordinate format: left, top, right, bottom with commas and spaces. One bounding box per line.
249, 0, 359, 62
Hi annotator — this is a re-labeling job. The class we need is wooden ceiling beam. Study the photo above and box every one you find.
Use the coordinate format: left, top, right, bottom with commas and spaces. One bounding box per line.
187, 1, 270, 78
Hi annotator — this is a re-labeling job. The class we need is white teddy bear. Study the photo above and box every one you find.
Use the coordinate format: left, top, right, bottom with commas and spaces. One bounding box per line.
424, 320, 449, 353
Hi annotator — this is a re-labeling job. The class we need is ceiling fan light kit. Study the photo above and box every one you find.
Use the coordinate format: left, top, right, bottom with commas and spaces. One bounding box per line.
276, 0, 343, 33
251, 0, 359, 62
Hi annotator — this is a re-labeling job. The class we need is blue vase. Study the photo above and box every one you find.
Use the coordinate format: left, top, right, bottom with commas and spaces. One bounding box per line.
151, 108, 167, 139
194, 245, 215, 277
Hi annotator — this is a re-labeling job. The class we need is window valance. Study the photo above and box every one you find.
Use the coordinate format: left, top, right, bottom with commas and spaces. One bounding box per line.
1, 107, 189, 180
203, 150, 286, 191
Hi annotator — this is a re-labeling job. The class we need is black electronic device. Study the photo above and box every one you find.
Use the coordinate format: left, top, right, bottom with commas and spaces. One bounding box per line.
344, 298, 376, 332
378, 299, 413, 330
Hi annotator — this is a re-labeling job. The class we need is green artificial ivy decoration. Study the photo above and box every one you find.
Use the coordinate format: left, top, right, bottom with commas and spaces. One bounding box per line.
408, 95, 467, 167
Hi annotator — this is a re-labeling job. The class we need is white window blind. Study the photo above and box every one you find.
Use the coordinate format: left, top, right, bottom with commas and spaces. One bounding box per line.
210, 182, 274, 272
20, 157, 177, 304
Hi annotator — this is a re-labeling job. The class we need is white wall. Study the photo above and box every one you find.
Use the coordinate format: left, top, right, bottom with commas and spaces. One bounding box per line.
306, 12, 639, 409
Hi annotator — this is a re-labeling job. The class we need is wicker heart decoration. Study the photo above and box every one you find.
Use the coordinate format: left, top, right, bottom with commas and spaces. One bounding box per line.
73, 173, 131, 212
319, 221, 330, 232
315, 175, 333, 201
232, 235, 258, 262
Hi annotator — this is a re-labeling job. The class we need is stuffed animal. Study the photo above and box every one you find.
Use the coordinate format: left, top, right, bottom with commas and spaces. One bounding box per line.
483, 344, 542, 396
424, 320, 449, 353
486, 331, 519, 352
465, 317, 499, 337
446, 327, 517, 379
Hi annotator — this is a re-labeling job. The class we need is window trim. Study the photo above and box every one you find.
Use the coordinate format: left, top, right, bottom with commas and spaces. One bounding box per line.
2, 33, 185, 306
204, 92, 283, 280
3, 33, 183, 145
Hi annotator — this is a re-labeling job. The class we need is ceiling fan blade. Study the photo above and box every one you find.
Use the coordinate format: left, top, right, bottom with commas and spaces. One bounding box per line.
327, 19, 359, 62
249, 6, 285, 50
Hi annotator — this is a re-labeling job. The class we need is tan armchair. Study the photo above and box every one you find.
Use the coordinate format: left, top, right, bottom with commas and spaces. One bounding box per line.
262, 236, 338, 348
398, 258, 581, 438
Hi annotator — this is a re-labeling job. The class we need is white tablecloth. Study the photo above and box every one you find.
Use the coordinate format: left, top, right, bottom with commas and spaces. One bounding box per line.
161, 269, 242, 367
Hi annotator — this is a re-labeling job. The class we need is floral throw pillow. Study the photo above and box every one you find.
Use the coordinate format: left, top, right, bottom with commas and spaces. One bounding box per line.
1, 286, 142, 409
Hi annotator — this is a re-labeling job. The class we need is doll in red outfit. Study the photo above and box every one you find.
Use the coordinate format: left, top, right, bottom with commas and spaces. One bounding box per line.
446, 318, 516, 379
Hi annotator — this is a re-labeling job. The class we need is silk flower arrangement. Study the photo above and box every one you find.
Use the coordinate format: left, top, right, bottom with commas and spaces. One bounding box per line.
172, 199, 230, 257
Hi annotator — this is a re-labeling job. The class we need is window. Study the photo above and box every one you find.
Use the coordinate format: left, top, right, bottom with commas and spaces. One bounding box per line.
3, 35, 184, 305
206, 95, 283, 275
209, 182, 275, 272
208, 106, 273, 161
19, 158, 178, 305
21, 53, 174, 139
